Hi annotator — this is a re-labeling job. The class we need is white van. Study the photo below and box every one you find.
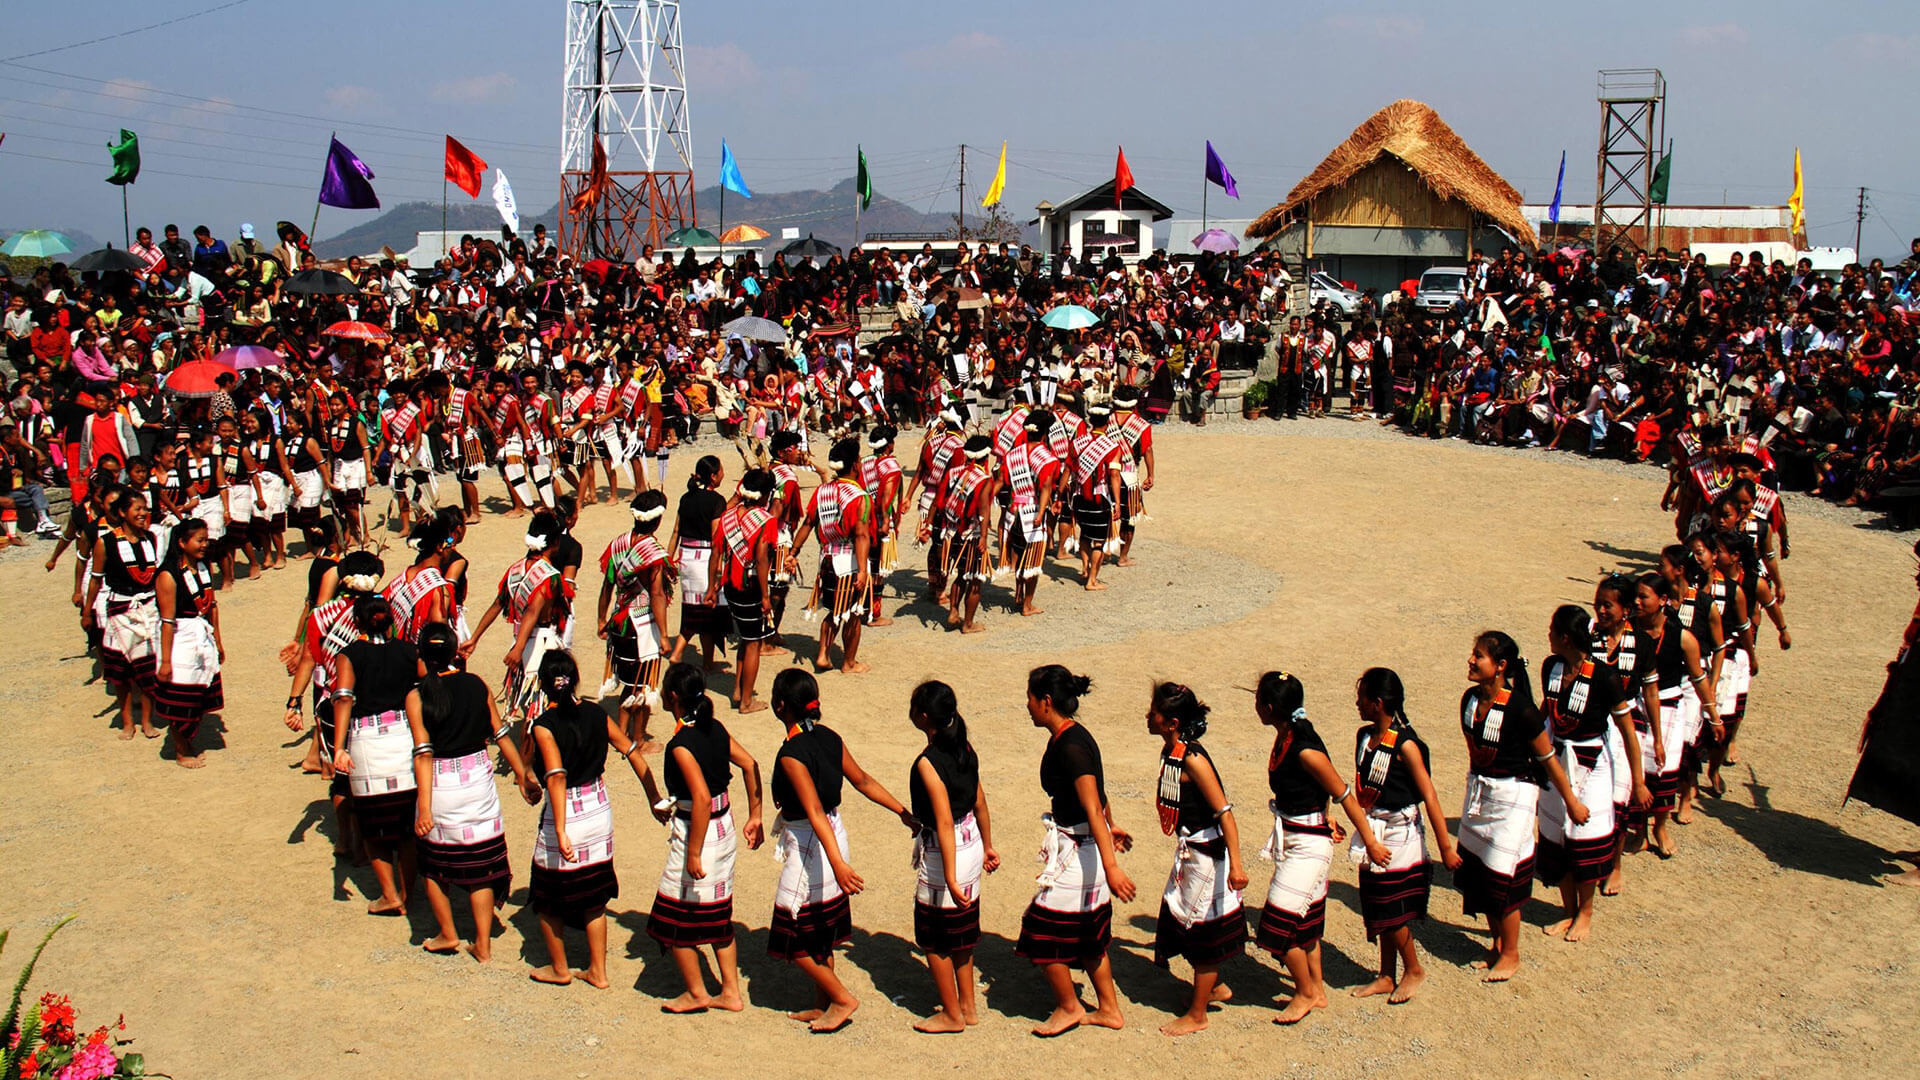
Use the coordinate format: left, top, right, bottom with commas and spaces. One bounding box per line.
1415, 266, 1468, 313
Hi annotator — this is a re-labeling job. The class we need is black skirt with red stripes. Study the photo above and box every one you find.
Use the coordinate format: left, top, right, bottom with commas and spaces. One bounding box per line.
1357, 863, 1432, 940
529, 860, 620, 929
1455, 850, 1534, 919
1016, 901, 1113, 969
151, 674, 223, 725
352, 789, 416, 844
913, 898, 981, 955
1152, 901, 1247, 967
101, 646, 156, 694
418, 835, 511, 898
647, 893, 736, 950
1254, 897, 1326, 955
767, 894, 852, 963
1536, 831, 1616, 887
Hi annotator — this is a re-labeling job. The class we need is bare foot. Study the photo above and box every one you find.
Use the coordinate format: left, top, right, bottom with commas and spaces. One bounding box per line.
810, 999, 857, 1033
867, 616, 894, 627
118, 728, 135, 741
1544, 917, 1574, 937
1273, 994, 1321, 1024
505, 508, 528, 520
464, 943, 490, 964
1388, 969, 1425, 1003
960, 623, 984, 634
1032, 1004, 1085, 1037
422, 935, 461, 954
712, 990, 745, 1012
579, 968, 611, 990
840, 660, 869, 674
529, 965, 572, 986
143, 728, 162, 740
788, 1008, 825, 1023
662, 991, 713, 1014
1482, 954, 1520, 983
176, 753, 206, 769
945, 611, 963, 628
1019, 606, 1044, 617
367, 898, 405, 917
737, 699, 768, 714
1887, 868, 1920, 888
1084, 581, 1107, 591
1116, 557, 1134, 567
1159, 1014, 1208, 1036
1209, 983, 1232, 1005
1351, 975, 1396, 998
1601, 870, 1623, 897
914, 1012, 967, 1034
1564, 913, 1592, 943
1083, 1007, 1124, 1030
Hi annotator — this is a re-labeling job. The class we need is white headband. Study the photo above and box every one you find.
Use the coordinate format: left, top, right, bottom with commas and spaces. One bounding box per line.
631, 506, 665, 523
524, 532, 549, 550
963, 445, 992, 461
340, 573, 380, 593
867, 431, 890, 448
940, 408, 963, 426
736, 484, 768, 501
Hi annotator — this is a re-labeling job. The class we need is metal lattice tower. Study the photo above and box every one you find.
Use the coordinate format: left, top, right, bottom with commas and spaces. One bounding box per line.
1592, 68, 1665, 255
559, 0, 696, 260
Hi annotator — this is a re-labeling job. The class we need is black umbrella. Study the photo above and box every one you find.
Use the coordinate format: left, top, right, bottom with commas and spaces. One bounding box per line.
69, 245, 148, 274
285, 268, 361, 296
775, 234, 841, 262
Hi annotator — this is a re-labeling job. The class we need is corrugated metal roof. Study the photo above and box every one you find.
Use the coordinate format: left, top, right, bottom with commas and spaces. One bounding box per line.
1520, 204, 1791, 228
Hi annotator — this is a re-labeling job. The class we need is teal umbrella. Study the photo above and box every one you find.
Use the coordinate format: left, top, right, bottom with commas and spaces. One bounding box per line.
1040, 304, 1100, 330
665, 226, 720, 247
0, 230, 74, 258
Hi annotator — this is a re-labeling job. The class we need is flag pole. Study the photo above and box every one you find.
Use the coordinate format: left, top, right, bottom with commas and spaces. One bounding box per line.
853, 146, 862, 249
121, 185, 131, 248
442, 175, 448, 254
310, 131, 333, 245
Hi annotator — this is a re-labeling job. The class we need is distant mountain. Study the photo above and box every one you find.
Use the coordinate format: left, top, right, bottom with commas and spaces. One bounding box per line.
313, 177, 957, 259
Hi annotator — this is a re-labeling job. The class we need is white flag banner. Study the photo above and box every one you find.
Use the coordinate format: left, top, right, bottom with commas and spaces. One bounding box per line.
492, 169, 519, 234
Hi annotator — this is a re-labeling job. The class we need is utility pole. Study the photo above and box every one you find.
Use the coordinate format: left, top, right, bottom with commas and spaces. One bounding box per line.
1855, 186, 1867, 256
957, 143, 967, 240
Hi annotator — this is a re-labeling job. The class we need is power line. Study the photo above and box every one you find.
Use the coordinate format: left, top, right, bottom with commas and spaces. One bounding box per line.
0, 0, 256, 63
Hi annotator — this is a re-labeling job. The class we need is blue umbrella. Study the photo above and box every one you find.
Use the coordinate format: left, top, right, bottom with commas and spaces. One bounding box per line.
1192, 228, 1239, 254
1040, 304, 1100, 330
0, 230, 75, 257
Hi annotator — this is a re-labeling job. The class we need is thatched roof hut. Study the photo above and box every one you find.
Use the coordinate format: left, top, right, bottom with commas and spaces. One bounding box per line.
1247, 99, 1536, 248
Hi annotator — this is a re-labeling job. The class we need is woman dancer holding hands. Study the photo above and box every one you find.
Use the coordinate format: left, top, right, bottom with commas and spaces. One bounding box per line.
906, 680, 999, 1034
1350, 667, 1456, 1004
1253, 671, 1385, 1024
330, 594, 423, 917
1146, 682, 1249, 1037
646, 662, 766, 1014
1016, 665, 1135, 1037
411, 623, 534, 961
522, 650, 664, 988
1457, 631, 1586, 982
86, 489, 161, 741
152, 519, 223, 768
765, 668, 916, 1033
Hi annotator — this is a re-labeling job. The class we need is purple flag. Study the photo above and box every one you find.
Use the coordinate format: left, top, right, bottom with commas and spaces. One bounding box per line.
1204, 140, 1238, 199
318, 136, 379, 210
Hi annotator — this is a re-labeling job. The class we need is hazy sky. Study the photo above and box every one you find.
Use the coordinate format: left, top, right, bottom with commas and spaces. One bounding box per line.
2, 0, 1915, 258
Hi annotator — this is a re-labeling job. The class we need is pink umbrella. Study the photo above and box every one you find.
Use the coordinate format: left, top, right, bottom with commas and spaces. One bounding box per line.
213, 344, 283, 370
323, 320, 390, 342
1192, 228, 1240, 254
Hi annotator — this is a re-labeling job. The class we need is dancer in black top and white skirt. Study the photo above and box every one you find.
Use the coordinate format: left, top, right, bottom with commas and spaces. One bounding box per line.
1144, 682, 1248, 1037
669, 455, 731, 671
765, 668, 916, 1034
647, 662, 766, 1015
1537, 606, 1646, 944
412, 622, 534, 962
1016, 665, 1136, 1037
1629, 574, 1720, 860
1253, 671, 1385, 1024
1456, 631, 1585, 983
330, 595, 423, 917
521, 650, 665, 988
1349, 667, 1456, 1005
85, 489, 160, 741
153, 519, 223, 768
905, 680, 999, 1035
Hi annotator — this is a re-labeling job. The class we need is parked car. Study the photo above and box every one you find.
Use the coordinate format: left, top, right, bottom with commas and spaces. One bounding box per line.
1414, 266, 1469, 313
1310, 271, 1362, 316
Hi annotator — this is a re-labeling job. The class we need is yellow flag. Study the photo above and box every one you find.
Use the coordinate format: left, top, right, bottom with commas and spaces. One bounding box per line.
1788, 147, 1805, 245
980, 141, 1007, 207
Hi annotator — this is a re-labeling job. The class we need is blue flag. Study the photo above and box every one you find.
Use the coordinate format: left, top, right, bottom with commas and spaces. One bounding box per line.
720, 139, 752, 199
1548, 150, 1565, 225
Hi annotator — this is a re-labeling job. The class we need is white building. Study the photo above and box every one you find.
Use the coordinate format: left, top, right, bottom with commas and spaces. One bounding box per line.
1031, 179, 1173, 262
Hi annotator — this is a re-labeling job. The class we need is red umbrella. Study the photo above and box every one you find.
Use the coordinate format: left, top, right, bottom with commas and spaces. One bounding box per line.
324, 320, 390, 342
161, 358, 237, 398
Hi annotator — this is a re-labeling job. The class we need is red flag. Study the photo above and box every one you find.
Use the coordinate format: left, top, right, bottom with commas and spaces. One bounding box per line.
1114, 146, 1134, 208
570, 139, 609, 215
444, 136, 487, 198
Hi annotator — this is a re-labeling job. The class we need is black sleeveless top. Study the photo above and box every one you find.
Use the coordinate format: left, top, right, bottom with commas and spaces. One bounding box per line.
164, 561, 215, 619
534, 699, 610, 787
1267, 718, 1331, 816
910, 743, 979, 823
773, 723, 845, 820
422, 670, 492, 759
1643, 620, 1688, 692
101, 530, 160, 596
307, 556, 337, 606
1039, 722, 1104, 827
217, 439, 248, 483
665, 716, 733, 801
291, 437, 321, 473
1459, 686, 1545, 782
1170, 741, 1224, 831
341, 638, 419, 718
1541, 655, 1625, 743
1353, 722, 1430, 812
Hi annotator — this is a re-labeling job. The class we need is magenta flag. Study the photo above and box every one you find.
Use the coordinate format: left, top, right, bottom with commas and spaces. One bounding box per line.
1204, 140, 1238, 199
319, 136, 379, 210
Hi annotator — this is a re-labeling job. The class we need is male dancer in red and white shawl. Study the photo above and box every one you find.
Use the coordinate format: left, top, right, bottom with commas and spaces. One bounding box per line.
787, 438, 873, 673
902, 404, 967, 605
1000, 410, 1064, 616
1110, 385, 1156, 567
1068, 402, 1125, 591
858, 424, 904, 627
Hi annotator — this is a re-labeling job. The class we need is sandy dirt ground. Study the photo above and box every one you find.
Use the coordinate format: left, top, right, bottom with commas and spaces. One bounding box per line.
4, 416, 1918, 1079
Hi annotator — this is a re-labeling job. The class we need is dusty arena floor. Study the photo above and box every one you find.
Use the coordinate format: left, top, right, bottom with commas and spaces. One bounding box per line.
4, 416, 1916, 1079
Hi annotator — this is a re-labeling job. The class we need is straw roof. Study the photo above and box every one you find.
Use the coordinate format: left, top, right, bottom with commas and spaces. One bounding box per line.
1246, 99, 1536, 246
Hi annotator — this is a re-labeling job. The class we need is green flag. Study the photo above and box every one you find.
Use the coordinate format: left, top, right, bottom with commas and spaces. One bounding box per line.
106, 128, 139, 186
855, 145, 873, 211
1539, 330, 1555, 366
1649, 141, 1672, 206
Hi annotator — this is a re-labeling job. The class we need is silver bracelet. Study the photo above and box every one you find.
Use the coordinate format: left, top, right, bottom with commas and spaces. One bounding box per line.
543, 767, 566, 779
490, 723, 513, 742
411, 743, 433, 758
